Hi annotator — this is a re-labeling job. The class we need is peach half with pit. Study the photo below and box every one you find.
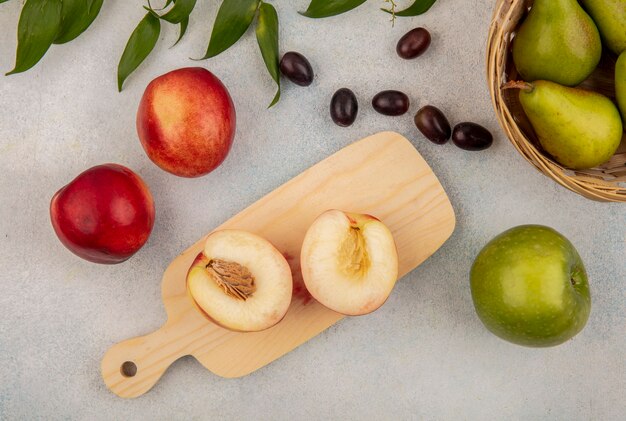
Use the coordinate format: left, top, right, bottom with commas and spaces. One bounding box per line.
186, 230, 293, 332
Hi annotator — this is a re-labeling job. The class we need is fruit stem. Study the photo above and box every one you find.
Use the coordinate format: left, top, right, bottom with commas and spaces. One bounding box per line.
502, 80, 534, 92
383, 0, 397, 26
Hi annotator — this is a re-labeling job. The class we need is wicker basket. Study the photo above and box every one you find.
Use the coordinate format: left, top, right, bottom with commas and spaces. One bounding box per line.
487, 0, 626, 202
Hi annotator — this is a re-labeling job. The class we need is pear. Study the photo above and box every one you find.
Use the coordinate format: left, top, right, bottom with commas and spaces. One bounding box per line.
510, 80, 622, 169
617, 51, 626, 121
581, 0, 626, 55
512, 0, 602, 87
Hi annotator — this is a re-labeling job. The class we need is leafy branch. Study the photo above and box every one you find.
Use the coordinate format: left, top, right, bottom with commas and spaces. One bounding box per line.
118, 0, 280, 107
300, 0, 437, 19
3, 0, 439, 106
382, 0, 438, 17
4, 0, 104, 75
117, 0, 197, 91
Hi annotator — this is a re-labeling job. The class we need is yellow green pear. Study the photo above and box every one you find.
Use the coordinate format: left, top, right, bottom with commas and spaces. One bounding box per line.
581, 0, 626, 55
617, 51, 626, 121
512, 0, 602, 86
514, 80, 622, 169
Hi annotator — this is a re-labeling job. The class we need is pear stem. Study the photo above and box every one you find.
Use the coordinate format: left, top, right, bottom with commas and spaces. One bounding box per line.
502, 80, 534, 92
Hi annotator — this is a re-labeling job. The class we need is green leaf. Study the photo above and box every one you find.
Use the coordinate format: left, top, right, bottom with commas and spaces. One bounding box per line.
117, 13, 161, 91
54, 0, 104, 44
382, 0, 438, 17
201, 0, 260, 59
256, 2, 280, 107
160, 0, 195, 23
143, 6, 161, 18
299, 0, 367, 18
172, 16, 189, 47
6, 0, 63, 75
156, 0, 174, 10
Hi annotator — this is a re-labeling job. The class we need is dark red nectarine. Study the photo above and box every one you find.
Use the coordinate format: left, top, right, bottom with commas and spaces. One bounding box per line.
50, 164, 155, 264
136, 67, 236, 178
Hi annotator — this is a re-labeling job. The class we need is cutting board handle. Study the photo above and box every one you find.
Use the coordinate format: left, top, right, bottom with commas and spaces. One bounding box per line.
101, 310, 202, 398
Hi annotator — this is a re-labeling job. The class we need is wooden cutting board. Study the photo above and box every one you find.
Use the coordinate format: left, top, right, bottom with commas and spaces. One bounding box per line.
101, 131, 456, 398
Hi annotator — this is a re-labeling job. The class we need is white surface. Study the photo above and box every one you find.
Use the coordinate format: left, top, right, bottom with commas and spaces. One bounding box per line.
0, 0, 625, 419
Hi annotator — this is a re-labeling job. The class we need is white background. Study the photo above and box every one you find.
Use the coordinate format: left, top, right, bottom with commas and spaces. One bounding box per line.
0, 0, 624, 419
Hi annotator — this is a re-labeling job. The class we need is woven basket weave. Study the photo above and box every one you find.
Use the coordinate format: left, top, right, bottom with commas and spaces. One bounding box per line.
487, 0, 626, 202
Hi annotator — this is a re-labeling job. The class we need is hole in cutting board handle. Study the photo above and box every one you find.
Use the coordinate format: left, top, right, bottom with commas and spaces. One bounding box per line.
120, 361, 137, 378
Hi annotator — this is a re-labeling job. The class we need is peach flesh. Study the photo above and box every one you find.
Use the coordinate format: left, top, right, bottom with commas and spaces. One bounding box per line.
300, 210, 399, 316
186, 230, 293, 332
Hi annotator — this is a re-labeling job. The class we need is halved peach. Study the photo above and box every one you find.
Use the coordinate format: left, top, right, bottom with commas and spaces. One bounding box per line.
187, 230, 293, 332
300, 210, 399, 316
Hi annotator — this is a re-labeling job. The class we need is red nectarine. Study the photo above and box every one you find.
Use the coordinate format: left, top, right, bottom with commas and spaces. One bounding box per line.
136, 67, 236, 178
50, 164, 155, 264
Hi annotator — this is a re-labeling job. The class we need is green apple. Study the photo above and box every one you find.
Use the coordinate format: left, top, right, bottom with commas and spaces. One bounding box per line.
470, 225, 591, 347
